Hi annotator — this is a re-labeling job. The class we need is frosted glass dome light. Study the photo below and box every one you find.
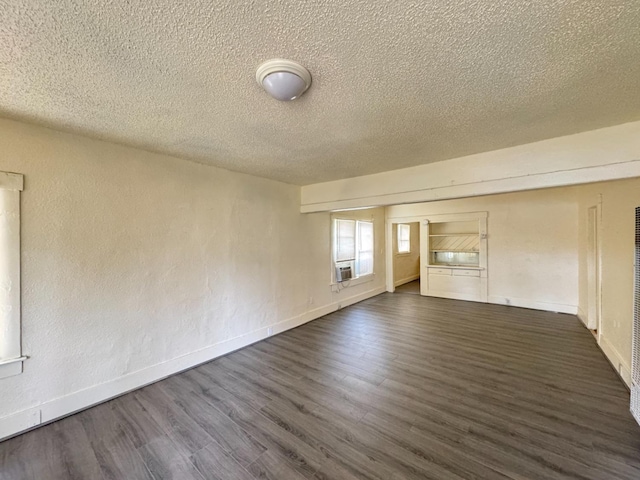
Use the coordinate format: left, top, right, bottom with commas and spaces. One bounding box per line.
256, 59, 312, 101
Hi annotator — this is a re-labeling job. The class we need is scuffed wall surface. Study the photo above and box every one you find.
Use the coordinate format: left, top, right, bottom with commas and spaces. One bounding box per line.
0, 118, 384, 420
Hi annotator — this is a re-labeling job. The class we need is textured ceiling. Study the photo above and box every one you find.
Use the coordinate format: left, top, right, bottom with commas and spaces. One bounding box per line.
1, 1, 640, 185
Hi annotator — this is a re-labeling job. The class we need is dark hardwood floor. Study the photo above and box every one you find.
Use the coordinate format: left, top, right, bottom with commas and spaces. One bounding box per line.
2, 292, 640, 479
393, 279, 421, 295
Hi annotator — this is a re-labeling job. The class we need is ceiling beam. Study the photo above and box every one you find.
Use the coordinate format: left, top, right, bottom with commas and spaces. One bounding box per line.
300, 121, 640, 213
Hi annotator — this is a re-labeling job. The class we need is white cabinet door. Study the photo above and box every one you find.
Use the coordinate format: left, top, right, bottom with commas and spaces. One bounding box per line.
427, 273, 482, 301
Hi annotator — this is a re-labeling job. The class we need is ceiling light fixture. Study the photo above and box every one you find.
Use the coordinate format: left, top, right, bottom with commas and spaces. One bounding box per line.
256, 59, 312, 101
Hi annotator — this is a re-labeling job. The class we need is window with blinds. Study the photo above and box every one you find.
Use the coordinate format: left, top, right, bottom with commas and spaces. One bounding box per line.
333, 219, 374, 279
397, 224, 411, 253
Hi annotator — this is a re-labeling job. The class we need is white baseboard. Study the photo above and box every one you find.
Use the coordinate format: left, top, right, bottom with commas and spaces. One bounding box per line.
599, 335, 631, 387
576, 308, 588, 327
487, 295, 578, 315
425, 291, 483, 303
394, 274, 420, 287
334, 286, 386, 310
0, 286, 385, 441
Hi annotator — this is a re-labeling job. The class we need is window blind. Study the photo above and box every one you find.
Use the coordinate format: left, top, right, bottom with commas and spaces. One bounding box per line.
334, 219, 356, 262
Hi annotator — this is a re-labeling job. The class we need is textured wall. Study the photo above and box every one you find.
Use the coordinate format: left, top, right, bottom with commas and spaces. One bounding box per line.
0, 118, 385, 428
577, 177, 640, 385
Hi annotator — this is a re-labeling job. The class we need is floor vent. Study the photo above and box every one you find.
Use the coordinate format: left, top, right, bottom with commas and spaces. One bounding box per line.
632, 206, 640, 425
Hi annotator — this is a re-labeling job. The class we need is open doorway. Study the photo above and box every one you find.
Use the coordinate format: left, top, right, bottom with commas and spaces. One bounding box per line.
391, 222, 421, 294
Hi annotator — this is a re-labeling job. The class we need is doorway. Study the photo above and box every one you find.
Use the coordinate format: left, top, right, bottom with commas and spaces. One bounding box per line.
391, 222, 421, 293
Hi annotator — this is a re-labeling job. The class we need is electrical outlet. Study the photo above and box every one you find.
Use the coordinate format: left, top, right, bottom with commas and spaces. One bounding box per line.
308, 296, 313, 305
505, 298, 511, 305
267, 327, 273, 336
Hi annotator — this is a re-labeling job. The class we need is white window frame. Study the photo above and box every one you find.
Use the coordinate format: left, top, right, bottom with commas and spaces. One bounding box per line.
332, 218, 375, 285
356, 220, 374, 276
0, 171, 25, 379
397, 223, 411, 254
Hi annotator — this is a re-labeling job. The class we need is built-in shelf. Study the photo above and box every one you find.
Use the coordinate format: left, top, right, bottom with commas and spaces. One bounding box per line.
421, 214, 487, 303
427, 264, 484, 270
428, 225, 481, 278
428, 233, 477, 237
430, 249, 479, 253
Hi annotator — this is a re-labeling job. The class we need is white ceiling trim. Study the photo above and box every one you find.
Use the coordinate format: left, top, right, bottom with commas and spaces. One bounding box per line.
300, 121, 640, 212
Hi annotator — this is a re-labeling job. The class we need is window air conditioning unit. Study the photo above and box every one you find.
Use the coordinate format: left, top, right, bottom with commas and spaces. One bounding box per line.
335, 264, 353, 282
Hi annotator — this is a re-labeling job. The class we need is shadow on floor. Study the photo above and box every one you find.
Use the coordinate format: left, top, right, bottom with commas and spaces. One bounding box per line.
393, 279, 421, 295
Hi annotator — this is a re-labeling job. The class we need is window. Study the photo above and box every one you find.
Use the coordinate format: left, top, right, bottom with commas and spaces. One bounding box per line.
333, 219, 374, 280
397, 224, 411, 253
0, 171, 24, 379
334, 219, 356, 263
357, 221, 374, 276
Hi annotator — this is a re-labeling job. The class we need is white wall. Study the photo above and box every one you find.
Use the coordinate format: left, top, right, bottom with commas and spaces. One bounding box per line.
2, 113, 636, 440
392, 222, 420, 286
577, 177, 640, 386
387, 188, 579, 313
0, 118, 385, 439
301, 120, 640, 212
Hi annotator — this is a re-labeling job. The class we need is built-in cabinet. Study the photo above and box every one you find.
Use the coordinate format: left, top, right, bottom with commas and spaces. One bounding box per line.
420, 212, 488, 302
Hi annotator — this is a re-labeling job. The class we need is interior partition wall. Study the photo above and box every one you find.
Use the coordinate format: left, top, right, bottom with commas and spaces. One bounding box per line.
631, 206, 640, 425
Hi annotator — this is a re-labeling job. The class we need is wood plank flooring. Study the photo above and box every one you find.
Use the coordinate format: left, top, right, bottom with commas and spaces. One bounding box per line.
2, 290, 640, 479
394, 280, 421, 295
